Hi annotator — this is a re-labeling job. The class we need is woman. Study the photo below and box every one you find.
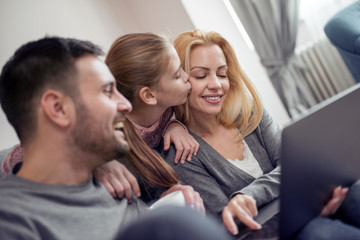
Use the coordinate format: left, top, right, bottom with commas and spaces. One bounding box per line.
157, 29, 279, 234
159, 29, 352, 236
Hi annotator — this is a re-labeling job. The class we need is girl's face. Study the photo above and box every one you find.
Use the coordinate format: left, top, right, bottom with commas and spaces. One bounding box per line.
187, 45, 230, 118
152, 46, 191, 108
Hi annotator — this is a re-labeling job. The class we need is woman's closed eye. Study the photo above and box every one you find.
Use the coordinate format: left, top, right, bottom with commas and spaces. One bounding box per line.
194, 75, 207, 79
217, 70, 228, 79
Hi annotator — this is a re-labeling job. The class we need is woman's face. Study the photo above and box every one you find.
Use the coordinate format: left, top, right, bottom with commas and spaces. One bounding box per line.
153, 46, 191, 108
187, 45, 230, 117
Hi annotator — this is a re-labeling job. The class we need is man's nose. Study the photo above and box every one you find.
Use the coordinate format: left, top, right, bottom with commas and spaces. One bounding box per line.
115, 91, 132, 114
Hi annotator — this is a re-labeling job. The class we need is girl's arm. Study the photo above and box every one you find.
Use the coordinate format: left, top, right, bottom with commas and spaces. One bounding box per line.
1, 144, 22, 177
1, 144, 141, 204
163, 121, 199, 164
134, 107, 199, 164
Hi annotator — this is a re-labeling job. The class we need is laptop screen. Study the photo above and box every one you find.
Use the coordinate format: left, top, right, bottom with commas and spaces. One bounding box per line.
279, 84, 360, 239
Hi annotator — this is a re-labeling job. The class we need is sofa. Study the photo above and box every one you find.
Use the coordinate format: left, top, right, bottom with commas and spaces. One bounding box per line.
324, 0, 360, 83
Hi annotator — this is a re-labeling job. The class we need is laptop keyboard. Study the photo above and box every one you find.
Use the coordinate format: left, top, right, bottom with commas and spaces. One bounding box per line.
236, 212, 279, 240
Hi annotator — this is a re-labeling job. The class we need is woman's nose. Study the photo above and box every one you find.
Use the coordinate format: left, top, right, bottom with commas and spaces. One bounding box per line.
207, 74, 222, 89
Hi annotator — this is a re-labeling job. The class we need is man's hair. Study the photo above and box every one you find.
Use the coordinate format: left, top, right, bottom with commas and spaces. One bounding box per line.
0, 37, 104, 143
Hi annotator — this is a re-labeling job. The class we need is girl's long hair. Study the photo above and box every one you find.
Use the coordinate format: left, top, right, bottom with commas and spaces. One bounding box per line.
106, 33, 179, 188
123, 119, 178, 188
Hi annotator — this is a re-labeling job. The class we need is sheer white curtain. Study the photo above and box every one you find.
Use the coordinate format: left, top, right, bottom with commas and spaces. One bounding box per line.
230, 0, 316, 117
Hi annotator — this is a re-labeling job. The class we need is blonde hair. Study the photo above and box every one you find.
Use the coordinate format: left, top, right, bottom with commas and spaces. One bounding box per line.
174, 30, 262, 138
106, 33, 179, 189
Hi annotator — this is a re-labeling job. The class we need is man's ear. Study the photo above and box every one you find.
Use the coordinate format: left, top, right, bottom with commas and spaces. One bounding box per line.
138, 86, 157, 105
40, 90, 72, 128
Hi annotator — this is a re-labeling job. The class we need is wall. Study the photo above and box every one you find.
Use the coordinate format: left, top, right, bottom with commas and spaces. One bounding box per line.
0, 0, 289, 150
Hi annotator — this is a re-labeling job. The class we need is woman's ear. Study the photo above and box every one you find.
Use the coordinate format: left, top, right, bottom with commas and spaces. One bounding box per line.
138, 86, 157, 105
40, 90, 72, 128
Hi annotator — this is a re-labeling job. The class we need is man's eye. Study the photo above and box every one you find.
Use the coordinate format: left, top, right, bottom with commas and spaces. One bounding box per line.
104, 87, 113, 96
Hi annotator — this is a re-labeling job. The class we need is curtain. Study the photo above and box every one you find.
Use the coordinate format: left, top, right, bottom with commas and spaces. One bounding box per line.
230, 0, 317, 118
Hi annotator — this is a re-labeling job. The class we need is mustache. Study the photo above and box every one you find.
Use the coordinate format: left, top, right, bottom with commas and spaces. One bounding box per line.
113, 113, 126, 124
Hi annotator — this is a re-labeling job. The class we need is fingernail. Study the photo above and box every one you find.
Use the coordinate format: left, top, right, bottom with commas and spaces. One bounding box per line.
256, 223, 262, 230
233, 228, 239, 235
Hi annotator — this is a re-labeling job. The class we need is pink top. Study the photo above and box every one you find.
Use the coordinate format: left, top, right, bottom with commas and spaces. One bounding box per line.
1, 144, 23, 176
1, 107, 185, 176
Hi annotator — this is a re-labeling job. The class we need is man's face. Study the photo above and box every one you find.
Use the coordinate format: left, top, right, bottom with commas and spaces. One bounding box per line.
70, 55, 132, 162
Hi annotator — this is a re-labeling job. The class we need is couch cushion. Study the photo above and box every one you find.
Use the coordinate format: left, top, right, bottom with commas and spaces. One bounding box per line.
324, 1, 360, 54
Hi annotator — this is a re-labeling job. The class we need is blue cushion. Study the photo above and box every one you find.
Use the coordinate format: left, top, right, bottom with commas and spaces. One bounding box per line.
324, 1, 360, 83
324, 1, 360, 54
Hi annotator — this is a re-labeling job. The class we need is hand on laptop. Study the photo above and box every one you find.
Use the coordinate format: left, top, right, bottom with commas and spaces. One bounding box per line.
319, 186, 349, 217
222, 194, 262, 235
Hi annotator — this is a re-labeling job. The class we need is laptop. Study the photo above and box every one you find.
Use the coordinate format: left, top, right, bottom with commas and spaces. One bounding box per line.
279, 83, 360, 239
236, 83, 360, 240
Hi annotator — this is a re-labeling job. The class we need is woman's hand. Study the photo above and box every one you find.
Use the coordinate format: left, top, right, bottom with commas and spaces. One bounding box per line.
222, 194, 262, 235
319, 186, 348, 217
163, 123, 199, 164
94, 160, 141, 203
160, 184, 205, 214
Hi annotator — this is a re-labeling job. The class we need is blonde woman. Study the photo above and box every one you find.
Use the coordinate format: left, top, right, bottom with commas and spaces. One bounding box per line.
160, 30, 352, 238
158, 29, 280, 234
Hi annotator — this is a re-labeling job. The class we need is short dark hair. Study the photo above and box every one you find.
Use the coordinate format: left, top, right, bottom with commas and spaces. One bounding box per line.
0, 37, 104, 143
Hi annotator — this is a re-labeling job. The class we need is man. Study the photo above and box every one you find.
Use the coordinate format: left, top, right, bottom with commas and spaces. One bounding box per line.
0, 37, 231, 240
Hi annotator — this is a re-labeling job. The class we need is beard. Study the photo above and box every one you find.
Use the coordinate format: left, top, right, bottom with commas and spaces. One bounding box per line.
69, 99, 129, 162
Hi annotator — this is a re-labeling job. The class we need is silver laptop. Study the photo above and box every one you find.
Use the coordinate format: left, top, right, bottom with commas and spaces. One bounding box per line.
279, 83, 360, 239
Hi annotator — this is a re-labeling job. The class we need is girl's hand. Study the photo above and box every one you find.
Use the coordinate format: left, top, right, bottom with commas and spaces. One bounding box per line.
163, 122, 199, 164
94, 160, 141, 203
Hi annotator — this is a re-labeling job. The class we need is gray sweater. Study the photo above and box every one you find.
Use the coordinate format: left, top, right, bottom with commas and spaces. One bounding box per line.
158, 110, 281, 218
0, 173, 145, 240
